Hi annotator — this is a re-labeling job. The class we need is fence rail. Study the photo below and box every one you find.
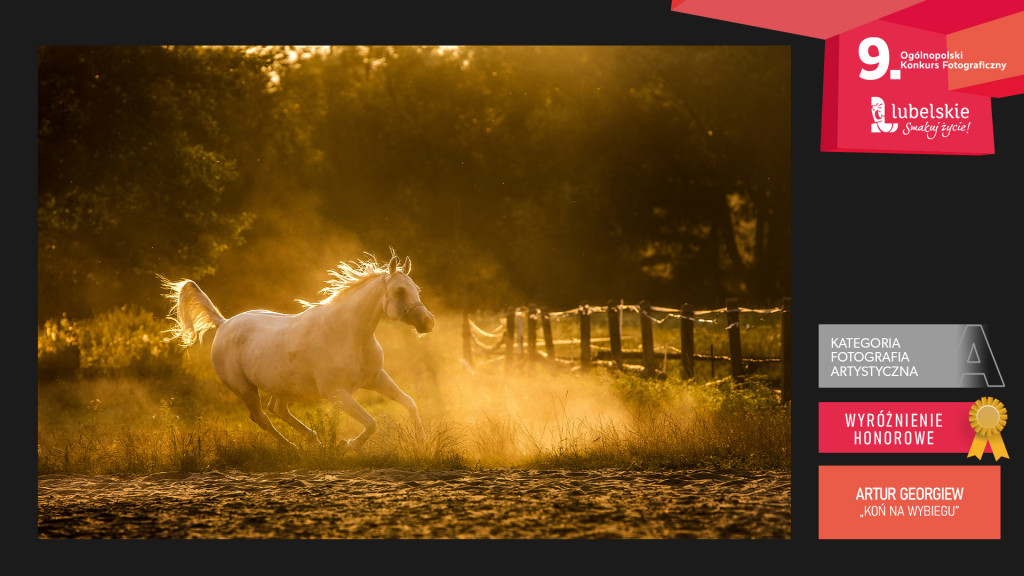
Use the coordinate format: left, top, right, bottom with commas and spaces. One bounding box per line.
463, 297, 791, 404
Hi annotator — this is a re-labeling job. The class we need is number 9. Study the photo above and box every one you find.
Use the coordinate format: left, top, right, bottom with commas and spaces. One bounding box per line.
858, 37, 889, 81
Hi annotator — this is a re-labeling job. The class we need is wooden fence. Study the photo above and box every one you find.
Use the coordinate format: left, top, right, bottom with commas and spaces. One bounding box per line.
463, 297, 791, 404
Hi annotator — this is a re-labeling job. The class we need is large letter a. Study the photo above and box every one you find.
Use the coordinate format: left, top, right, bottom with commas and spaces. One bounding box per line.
958, 325, 1006, 388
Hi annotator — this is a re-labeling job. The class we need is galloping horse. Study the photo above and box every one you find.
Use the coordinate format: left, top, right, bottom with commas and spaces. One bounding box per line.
160, 252, 434, 451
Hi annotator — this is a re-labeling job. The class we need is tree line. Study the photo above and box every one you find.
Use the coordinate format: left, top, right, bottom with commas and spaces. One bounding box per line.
38, 45, 790, 322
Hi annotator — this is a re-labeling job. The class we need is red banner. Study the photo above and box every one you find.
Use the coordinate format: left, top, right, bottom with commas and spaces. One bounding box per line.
819, 466, 1000, 539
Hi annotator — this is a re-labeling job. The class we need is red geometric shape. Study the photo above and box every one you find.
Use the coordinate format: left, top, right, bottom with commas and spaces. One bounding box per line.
819, 466, 1001, 540
881, 0, 1023, 34
818, 402, 983, 454
946, 10, 1024, 97
668, 1, 1015, 152
821, 19, 994, 154
670, 0, 926, 39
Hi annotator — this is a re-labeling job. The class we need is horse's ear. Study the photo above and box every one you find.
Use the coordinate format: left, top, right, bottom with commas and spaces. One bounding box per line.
388, 256, 398, 275
404, 256, 412, 275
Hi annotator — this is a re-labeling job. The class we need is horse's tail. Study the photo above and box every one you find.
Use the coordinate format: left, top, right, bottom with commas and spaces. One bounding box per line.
158, 275, 226, 348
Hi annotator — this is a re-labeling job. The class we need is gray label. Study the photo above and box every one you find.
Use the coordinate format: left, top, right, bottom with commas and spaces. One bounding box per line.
819, 324, 1005, 389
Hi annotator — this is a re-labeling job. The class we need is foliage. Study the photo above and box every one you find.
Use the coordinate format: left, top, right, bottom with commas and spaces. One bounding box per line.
38, 306, 180, 380
38, 46, 264, 320
38, 45, 790, 323
37, 310, 789, 476
37, 315, 81, 381
37, 44, 792, 474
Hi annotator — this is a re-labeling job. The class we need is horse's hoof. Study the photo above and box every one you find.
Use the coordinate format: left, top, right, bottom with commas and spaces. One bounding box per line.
307, 431, 323, 447
343, 438, 366, 453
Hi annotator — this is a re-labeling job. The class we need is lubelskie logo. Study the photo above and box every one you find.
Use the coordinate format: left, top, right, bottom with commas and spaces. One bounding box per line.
870, 96, 898, 133
870, 96, 972, 139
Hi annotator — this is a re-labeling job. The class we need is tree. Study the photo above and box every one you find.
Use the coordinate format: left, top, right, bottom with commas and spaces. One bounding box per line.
37, 45, 790, 321
38, 46, 279, 320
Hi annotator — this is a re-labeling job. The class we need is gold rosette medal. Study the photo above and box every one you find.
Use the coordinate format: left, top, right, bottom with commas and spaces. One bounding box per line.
968, 397, 1008, 460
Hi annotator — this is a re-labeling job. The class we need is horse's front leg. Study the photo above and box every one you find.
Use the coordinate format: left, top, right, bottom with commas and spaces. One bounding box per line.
367, 369, 426, 442
331, 388, 377, 451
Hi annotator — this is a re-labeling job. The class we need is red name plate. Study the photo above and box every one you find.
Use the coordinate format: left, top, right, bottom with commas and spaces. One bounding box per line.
822, 19, 994, 154
819, 465, 1000, 539
819, 402, 985, 453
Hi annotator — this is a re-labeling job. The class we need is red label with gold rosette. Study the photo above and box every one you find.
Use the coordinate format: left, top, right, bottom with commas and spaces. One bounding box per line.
968, 397, 1008, 460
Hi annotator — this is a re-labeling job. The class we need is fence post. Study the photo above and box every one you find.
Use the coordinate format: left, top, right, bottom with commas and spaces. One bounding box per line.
607, 300, 623, 370
726, 297, 744, 378
680, 302, 694, 379
781, 297, 791, 404
516, 307, 525, 355
639, 300, 656, 378
505, 306, 515, 370
527, 304, 538, 363
710, 343, 715, 378
541, 307, 555, 360
462, 311, 474, 368
580, 303, 591, 371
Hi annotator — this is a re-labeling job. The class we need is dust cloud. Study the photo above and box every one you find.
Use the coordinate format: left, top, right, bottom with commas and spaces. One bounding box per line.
370, 313, 688, 464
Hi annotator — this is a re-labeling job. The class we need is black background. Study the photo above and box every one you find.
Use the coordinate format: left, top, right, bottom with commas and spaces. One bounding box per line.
23, 0, 1020, 568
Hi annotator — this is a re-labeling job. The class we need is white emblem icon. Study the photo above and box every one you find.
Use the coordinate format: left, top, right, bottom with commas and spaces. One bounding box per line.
871, 96, 898, 133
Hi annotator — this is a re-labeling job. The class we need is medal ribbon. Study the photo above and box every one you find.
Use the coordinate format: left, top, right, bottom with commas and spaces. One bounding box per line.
968, 397, 1008, 460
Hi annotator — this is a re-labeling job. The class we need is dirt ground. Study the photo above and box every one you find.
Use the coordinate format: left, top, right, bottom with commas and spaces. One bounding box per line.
37, 468, 791, 539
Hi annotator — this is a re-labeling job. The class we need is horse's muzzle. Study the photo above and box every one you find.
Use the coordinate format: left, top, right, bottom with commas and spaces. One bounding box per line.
402, 306, 434, 334
413, 309, 434, 332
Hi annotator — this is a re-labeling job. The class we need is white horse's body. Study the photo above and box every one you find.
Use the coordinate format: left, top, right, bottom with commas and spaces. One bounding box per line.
161, 254, 434, 450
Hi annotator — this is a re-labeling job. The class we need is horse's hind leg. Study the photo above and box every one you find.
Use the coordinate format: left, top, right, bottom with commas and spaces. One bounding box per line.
367, 370, 426, 442
231, 383, 298, 450
268, 396, 321, 446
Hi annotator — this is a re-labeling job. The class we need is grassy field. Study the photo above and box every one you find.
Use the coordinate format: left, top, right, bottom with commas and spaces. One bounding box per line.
37, 306, 790, 476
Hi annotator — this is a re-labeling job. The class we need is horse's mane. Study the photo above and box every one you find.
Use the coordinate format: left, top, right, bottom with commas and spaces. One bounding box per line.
296, 251, 392, 309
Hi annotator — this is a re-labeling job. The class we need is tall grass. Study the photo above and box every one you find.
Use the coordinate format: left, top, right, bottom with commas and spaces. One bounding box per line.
38, 306, 790, 476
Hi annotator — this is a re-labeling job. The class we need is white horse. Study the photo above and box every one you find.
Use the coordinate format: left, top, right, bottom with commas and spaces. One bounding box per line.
160, 252, 435, 451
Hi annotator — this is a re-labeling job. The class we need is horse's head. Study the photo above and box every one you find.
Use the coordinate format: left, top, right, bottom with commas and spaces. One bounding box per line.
383, 256, 435, 334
